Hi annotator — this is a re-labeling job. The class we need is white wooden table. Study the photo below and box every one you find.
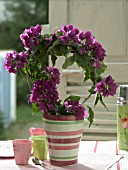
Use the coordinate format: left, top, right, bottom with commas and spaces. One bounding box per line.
0, 141, 127, 170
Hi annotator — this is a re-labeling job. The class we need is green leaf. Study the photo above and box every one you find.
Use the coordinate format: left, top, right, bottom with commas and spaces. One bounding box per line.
84, 70, 91, 82
59, 45, 68, 55
62, 56, 75, 69
44, 34, 52, 38
51, 55, 57, 66
87, 106, 94, 127
75, 54, 90, 70
22, 67, 27, 74
32, 103, 40, 113
96, 62, 107, 75
57, 31, 63, 36
99, 94, 109, 111
94, 93, 100, 107
68, 46, 73, 53
84, 73, 89, 82
40, 53, 48, 67
48, 40, 60, 53
88, 86, 95, 94
64, 95, 81, 102
83, 67, 94, 83
52, 39, 61, 46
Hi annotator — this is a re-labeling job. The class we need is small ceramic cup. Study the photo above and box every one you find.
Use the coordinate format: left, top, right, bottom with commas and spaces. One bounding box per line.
13, 139, 32, 165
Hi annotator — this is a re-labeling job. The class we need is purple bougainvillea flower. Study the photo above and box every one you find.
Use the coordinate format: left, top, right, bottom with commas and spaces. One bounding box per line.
46, 66, 60, 85
94, 75, 118, 97
43, 37, 53, 46
61, 24, 73, 33
93, 42, 106, 61
59, 36, 68, 46
91, 59, 102, 68
61, 24, 73, 32
84, 30, 96, 49
30, 66, 60, 113
72, 28, 79, 35
79, 47, 86, 55
63, 99, 89, 118
4, 51, 28, 73
30, 79, 59, 113
79, 31, 86, 40
67, 24, 73, 31
59, 24, 80, 44
84, 30, 92, 39
20, 24, 42, 50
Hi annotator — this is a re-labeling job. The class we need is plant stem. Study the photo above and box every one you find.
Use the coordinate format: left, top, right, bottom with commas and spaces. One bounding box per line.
82, 93, 92, 104
25, 65, 32, 91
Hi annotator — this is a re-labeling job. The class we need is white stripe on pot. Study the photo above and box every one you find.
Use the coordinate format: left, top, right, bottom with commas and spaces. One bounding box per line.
43, 123, 84, 132
49, 156, 78, 161
49, 148, 79, 157
47, 142, 80, 146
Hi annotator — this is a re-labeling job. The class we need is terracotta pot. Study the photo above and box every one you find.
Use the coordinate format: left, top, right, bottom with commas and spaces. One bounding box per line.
43, 114, 84, 166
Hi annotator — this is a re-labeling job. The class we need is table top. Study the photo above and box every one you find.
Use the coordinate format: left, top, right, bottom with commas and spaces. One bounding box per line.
0, 140, 127, 170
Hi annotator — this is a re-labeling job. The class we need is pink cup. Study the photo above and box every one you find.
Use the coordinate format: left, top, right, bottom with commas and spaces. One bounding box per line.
29, 127, 46, 136
13, 139, 32, 165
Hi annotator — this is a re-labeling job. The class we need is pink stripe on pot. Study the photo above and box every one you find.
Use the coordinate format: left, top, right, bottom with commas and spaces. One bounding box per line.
48, 144, 79, 150
47, 137, 81, 144
50, 159, 77, 166
45, 129, 83, 136
43, 114, 84, 121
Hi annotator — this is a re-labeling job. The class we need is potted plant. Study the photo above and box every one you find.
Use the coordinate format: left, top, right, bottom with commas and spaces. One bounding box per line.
4, 24, 117, 166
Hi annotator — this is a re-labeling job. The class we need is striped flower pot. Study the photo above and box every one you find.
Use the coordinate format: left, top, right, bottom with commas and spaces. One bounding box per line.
43, 114, 84, 166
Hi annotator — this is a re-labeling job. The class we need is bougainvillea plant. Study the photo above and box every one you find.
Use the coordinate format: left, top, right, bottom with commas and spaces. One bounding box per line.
4, 24, 118, 126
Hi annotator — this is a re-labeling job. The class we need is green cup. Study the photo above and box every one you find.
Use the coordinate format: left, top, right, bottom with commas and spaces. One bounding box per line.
29, 128, 48, 160
31, 136, 48, 160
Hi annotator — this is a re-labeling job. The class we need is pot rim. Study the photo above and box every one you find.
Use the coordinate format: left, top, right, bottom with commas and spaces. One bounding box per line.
43, 114, 84, 121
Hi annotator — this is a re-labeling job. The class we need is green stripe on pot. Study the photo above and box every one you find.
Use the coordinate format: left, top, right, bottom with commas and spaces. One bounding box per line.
50, 155, 78, 160
43, 120, 84, 125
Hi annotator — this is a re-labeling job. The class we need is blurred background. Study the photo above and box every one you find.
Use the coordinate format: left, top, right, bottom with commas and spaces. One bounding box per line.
0, 0, 49, 139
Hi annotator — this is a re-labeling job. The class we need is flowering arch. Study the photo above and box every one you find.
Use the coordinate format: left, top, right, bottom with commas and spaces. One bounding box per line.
4, 24, 118, 126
